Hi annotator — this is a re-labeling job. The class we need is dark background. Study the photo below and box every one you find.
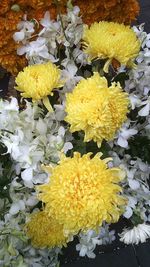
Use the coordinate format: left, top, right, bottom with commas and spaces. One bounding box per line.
138, 0, 150, 32
0, 0, 150, 266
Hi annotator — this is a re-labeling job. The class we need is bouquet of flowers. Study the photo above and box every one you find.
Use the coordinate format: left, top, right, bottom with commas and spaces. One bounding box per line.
0, 0, 150, 266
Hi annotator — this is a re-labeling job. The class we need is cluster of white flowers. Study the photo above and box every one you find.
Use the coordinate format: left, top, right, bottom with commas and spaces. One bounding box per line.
76, 225, 115, 258
110, 152, 150, 221
0, 97, 72, 188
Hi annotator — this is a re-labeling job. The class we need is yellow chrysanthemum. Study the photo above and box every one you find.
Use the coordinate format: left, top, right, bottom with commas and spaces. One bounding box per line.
15, 62, 63, 109
37, 152, 126, 236
25, 210, 68, 248
83, 21, 140, 71
65, 72, 129, 147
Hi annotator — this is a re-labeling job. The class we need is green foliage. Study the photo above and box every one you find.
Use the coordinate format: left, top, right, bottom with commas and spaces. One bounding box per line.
70, 131, 111, 158
128, 135, 150, 164
112, 72, 129, 87
131, 211, 144, 226
0, 143, 14, 203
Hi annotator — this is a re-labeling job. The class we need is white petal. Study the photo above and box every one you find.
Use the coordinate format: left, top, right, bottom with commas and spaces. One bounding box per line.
138, 103, 150, 116
21, 168, 33, 188
9, 203, 20, 215
79, 246, 87, 257
146, 40, 150, 48
39, 51, 50, 59
18, 200, 25, 211
58, 126, 65, 136
117, 136, 128, 148
128, 179, 140, 190
17, 46, 26, 55
26, 196, 38, 206
124, 206, 133, 219
36, 119, 47, 135
13, 31, 25, 42
63, 142, 73, 154
87, 251, 96, 259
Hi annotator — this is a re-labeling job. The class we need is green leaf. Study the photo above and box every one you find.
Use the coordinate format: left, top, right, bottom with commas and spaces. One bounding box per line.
128, 135, 150, 163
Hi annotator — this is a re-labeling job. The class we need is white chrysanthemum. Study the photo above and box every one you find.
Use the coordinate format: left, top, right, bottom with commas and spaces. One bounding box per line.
120, 224, 150, 245
76, 225, 115, 258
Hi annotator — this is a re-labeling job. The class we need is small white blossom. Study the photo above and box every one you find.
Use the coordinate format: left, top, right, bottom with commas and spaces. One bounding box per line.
117, 123, 137, 148
76, 225, 115, 258
120, 224, 150, 245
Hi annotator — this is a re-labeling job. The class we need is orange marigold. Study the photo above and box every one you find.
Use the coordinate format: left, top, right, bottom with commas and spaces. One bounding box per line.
0, 7, 27, 74
74, 0, 140, 25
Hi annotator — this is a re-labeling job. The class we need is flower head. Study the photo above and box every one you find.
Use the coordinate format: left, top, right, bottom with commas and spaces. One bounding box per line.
15, 62, 63, 101
120, 223, 150, 245
83, 21, 140, 69
65, 73, 129, 147
37, 152, 126, 236
25, 210, 68, 248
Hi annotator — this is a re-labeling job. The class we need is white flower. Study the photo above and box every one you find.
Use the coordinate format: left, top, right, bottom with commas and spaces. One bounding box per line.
13, 31, 25, 42
61, 61, 82, 92
40, 11, 60, 34
40, 11, 52, 29
17, 38, 51, 60
13, 20, 35, 43
21, 168, 34, 188
63, 142, 73, 154
128, 179, 140, 190
123, 206, 133, 219
9, 200, 25, 215
76, 225, 115, 258
117, 126, 138, 148
129, 94, 141, 110
138, 98, 150, 116
120, 224, 150, 245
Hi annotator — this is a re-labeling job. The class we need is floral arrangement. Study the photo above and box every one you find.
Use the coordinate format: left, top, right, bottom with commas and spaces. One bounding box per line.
0, 0, 150, 266
0, 0, 139, 74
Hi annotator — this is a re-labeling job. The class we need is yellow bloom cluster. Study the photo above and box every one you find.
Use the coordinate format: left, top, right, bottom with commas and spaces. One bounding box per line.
36, 152, 126, 238
15, 62, 63, 101
25, 211, 68, 248
83, 21, 140, 69
65, 73, 129, 147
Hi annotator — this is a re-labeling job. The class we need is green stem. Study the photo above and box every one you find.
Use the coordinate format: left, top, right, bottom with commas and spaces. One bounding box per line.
1, 129, 14, 135
54, 0, 74, 60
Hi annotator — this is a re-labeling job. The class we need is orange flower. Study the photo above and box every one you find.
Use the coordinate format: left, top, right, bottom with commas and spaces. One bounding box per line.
74, 0, 140, 25
0, 7, 26, 74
